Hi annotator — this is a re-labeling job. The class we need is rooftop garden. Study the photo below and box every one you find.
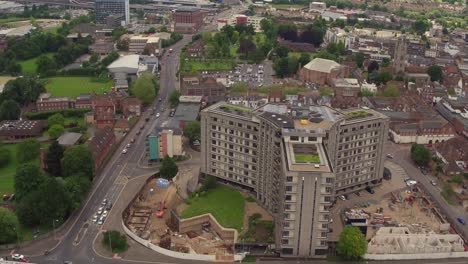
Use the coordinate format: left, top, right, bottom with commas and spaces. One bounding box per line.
295, 154, 320, 163
220, 104, 252, 113
346, 111, 372, 119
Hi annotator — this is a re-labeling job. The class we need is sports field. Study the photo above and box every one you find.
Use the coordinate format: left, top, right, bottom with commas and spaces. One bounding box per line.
45, 76, 113, 98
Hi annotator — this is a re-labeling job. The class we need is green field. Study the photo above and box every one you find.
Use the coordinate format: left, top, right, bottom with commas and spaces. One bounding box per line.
182, 60, 236, 74
45, 76, 113, 98
19, 52, 55, 74
0, 17, 28, 25
182, 185, 245, 231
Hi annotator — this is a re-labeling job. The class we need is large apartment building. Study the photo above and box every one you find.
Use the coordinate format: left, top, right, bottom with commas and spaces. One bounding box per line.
200, 102, 388, 258
95, 0, 130, 27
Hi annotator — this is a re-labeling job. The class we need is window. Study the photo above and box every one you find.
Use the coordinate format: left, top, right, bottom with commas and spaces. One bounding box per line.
285, 195, 292, 201
325, 187, 332, 193
308, 137, 317, 141
321, 232, 327, 238
283, 222, 290, 228
326, 177, 333, 183
290, 136, 299, 141
322, 223, 328, 229
324, 196, 331, 202
282, 248, 293, 254
286, 176, 293, 182
282, 231, 290, 237
285, 186, 292, 192
320, 240, 327, 246
281, 240, 289, 246
284, 204, 291, 210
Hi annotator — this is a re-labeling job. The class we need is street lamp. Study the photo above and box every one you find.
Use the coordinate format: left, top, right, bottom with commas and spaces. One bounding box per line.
52, 219, 59, 239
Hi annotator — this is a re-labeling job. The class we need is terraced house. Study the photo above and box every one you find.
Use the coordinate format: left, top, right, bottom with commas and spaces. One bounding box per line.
200, 102, 388, 258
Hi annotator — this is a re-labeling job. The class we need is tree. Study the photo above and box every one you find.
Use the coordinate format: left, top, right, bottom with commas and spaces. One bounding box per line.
0, 146, 11, 168
131, 73, 158, 104
0, 207, 19, 244
169, 90, 180, 108
427, 65, 443, 82
354, 52, 365, 68
62, 145, 94, 178
116, 39, 129, 51
231, 82, 248, 94
14, 163, 45, 201
17, 139, 40, 164
367, 60, 379, 73
102, 231, 128, 253
0, 76, 45, 106
412, 19, 430, 35
273, 57, 289, 78
237, 39, 256, 57
382, 85, 400, 97
89, 53, 99, 64
298, 53, 311, 67
36, 54, 57, 75
48, 124, 65, 139
410, 144, 431, 166
183, 121, 200, 143
337, 226, 367, 260
160, 155, 178, 180
16, 177, 71, 227
359, 89, 375, 97
319, 86, 333, 96
65, 173, 91, 209
45, 141, 64, 176
0, 100, 21, 120
47, 113, 65, 127
275, 46, 289, 58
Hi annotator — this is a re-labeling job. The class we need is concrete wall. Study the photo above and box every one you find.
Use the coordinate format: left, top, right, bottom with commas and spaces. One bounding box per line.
390, 129, 455, 144
178, 213, 238, 244
364, 252, 468, 260
122, 220, 244, 262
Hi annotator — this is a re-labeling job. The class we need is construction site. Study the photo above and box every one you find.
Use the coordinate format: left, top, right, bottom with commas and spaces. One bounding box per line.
343, 185, 468, 255
123, 177, 236, 257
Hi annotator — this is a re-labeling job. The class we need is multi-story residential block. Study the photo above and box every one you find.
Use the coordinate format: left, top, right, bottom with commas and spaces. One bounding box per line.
129, 35, 161, 54
95, 0, 129, 27
200, 102, 389, 258
217, 14, 264, 32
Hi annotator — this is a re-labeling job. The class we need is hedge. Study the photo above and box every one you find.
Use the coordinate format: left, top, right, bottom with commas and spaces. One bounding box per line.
26, 108, 89, 120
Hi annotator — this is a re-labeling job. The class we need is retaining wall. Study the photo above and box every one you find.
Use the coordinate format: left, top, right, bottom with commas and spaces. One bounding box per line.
178, 213, 238, 244
364, 252, 468, 260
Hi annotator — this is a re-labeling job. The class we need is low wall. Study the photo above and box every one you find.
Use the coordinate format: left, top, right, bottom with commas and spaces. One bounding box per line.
178, 213, 238, 244
121, 220, 244, 262
364, 252, 468, 260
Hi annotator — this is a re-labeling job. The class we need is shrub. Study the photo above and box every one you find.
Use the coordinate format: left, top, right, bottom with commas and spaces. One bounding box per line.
102, 230, 128, 253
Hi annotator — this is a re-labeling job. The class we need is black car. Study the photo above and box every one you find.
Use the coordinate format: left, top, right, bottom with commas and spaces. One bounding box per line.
106, 202, 112, 210
365, 186, 375, 194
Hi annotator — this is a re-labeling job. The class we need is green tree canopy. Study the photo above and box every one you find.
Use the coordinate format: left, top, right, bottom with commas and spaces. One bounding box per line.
62, 145, 94, 178
65, 173, 91, 209
0, 207, 19, 244
427, 65, 443, 82
169, 90, 180, 108
14, 163, 46, 201
45, 141, 64, 176
337, 226, 367, 260
183, 121, 201, 143
48, 124, 65, 139
298, 53, 311, 67
36, 54, 57, 75
16, 138, 40, 164
354, 52, 365, 68
0, 99, 21, 120
48, 113, 65, 127
16, 177, 71, 227
102, 230, 128, 253
160, 155, 178, 180
382, 85, 400, 97
131, 73, 158, 104
411, 144, 431, 166
0, 76, 45, 106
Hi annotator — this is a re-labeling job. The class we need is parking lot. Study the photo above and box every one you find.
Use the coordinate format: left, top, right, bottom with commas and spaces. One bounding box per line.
200, 62, 274, 89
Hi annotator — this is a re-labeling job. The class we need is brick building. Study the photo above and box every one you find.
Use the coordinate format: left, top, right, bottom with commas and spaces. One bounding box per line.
121, 97, 142, 117
0, 120, 46, 143
36, 93, 74, 112
172, 9, 203, 34
299, 58, 347, 85
92, 97, 116, 128
89, 126, 115, 171
180, 76, 226, 97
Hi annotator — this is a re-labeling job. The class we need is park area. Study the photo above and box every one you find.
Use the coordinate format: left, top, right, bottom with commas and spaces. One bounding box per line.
45, 76, 113, 98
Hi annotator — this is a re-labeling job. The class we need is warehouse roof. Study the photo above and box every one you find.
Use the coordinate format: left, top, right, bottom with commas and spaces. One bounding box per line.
303, 58, 341, 73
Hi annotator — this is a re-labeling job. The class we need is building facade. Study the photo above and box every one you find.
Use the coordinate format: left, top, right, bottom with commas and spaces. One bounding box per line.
172, 9, 203, 33
95, 0, 129, 26
200, 102, 389, 258
36, 93, 74, 112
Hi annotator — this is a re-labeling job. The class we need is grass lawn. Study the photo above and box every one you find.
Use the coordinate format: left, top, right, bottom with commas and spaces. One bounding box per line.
18, 224, 53, 243
0, 17, 28, 25
182, 60, 236, 74
0, 76, 17, 85
64, 116, 84, 127
295, 154, 320, 163
19, 52, 55, 75
182, 185, 245, 231
45, 76, 113, 98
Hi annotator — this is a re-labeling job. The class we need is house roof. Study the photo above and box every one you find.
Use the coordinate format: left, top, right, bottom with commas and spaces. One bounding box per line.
303, 58, 341, 73
174, 103, 200, 122
89, 127, 114, 158
0, 120, 46, 137
57, 132, 82, 146
107, 55, 139, 72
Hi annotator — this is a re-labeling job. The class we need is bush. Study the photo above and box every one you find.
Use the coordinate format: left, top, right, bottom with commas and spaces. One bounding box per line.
450, 175, 464, 184
201, 175, 217, 192
102, 230, 128, 253
0, 147, 11, 168
245, 196, 255, 203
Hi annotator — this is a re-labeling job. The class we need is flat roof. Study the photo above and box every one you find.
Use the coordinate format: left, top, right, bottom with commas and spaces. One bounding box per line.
284, 141, 331, 172
174, 103, 200, 121
57, 132, 82, 146
107, 54, 139, 71
303, 58, 341, 73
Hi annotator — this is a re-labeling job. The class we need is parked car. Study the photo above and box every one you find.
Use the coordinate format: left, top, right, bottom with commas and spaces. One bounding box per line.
106, 202, 113, 210
122, 148, 128, 154
130, 138, 135, 143
406, 180, 417, 186
97, 207, 103, 215
457, 217, 466, 225
403, 177, 412, 182
12, 254, 24, 261
101, 199, 108, 206
365, 186, 375, 194
386, 154, 394, 159
431, 180, 437, 186
338, 195, 346, 201
126, 143, 131, 148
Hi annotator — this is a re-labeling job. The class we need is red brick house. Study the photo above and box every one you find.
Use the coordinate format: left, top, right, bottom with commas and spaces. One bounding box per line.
92, 97, 116, 129
89, 126, 115, 171
36, 93, 74, 112
121, 97, 142, 117
435, 136, 468, 176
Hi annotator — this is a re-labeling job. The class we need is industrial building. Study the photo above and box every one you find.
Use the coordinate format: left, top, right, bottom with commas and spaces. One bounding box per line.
200, 102, 389, 257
